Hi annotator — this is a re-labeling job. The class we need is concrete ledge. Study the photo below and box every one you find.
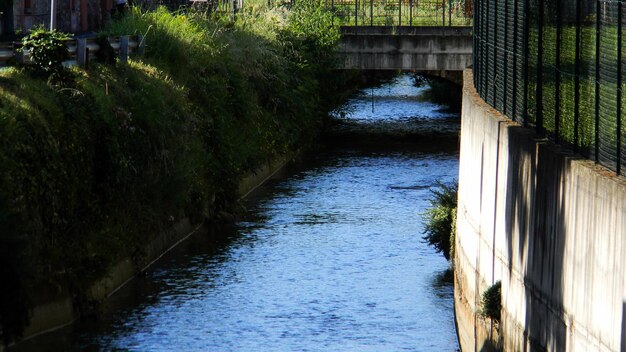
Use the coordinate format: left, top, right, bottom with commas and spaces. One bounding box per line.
238, 156, 290, 198
455, 69, 626, 352
340, 26, 472, 36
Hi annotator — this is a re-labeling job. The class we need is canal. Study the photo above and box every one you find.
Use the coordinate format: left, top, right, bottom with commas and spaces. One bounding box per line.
16, 74, 461, 351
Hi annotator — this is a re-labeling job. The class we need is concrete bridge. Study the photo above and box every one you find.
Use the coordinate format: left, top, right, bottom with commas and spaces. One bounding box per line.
337, 26, 473, 71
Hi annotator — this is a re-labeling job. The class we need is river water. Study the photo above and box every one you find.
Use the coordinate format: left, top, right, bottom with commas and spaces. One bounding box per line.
17, 74, 461, 351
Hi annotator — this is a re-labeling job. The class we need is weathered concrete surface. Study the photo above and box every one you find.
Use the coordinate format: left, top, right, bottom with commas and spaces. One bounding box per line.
337, 26, 472, 71
455, 69, 626, 352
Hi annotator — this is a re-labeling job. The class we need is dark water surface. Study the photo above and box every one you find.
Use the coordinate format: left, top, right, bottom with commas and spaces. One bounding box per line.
17, 74, 460, 351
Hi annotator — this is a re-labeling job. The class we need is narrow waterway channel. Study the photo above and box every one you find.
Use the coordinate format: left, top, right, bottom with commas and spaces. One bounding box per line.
16, 74, 461, 351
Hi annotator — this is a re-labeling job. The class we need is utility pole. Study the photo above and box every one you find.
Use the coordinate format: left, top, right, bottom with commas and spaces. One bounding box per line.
49, 0, 56, 30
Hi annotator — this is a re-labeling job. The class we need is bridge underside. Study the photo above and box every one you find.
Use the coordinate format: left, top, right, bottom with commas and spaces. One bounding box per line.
337, 26, 473, 71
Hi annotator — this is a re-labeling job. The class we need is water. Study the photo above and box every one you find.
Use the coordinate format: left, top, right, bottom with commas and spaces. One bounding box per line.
330, 74, 460, 136
16, 74, 460, 351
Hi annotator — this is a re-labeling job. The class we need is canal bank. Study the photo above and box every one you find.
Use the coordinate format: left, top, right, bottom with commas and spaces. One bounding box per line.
0, 5, 352, 347
11, 73, 463, 351
12, 156, 291, 346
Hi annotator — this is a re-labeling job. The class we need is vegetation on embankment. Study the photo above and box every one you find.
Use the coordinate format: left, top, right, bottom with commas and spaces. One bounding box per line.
0, 1, 352, 345
422, 181, 458, 262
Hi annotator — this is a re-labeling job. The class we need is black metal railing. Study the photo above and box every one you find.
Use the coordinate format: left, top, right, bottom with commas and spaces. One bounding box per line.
474, 0, 626, 176
324, 0, 473, 27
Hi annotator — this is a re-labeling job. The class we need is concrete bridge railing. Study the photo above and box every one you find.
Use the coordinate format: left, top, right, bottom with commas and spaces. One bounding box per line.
337, 26, 472, 71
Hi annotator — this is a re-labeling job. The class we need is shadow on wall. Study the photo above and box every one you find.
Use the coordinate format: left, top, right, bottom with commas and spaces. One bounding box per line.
503, 124, 573, 351
480, 339, 500, 352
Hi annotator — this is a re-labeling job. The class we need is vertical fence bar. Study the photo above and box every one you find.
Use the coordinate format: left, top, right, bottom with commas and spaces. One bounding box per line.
482, 0, 487, 99
119, 36, 129, 62
483, 0, 488, 99
479, 0, 484, 92
370, 0, 373, 26
77, 38, 87, 68
574, 0, 581, 152
449, 0, 452, 27
410, 0, 413, 26
355, 0, 358, 26
399, 0, 402, 26
523, 0, 530, 127
503, 0, 509, 116
617, 1, 623, 175
595, 0, 601, 162
491, 0, 499, 108
555, 0, 563, 142
442, 0, 446, 26
474, 0, 479, 88
536, 0, 545, 135
512, 0, 519, 121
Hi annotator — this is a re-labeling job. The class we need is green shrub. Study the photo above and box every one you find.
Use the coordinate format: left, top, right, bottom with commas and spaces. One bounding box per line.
19, 26, 70, 79
481, 281, 502, 322
422, 181, 458, 261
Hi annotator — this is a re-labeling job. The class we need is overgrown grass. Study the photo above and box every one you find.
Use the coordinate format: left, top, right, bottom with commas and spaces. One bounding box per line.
0, 1, 350, 345
481, 281, 502, 322
422, 181, 458, 262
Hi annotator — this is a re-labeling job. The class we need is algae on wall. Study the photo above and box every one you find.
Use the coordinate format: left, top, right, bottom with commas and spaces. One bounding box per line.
0, 1, 351, 345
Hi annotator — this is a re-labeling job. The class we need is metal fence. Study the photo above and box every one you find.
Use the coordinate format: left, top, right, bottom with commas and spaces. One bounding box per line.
474, 0, 626, 175
0, 35, 144, 68
323, 0, 473, 26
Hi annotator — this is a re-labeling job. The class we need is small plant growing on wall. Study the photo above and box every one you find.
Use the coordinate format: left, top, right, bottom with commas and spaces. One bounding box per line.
422, 181, 458, 261
481, 281, 502, 322
19, 26, 70, 80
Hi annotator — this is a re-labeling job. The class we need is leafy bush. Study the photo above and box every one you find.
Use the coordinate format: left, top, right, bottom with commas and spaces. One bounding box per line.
481, 281, 502, 322
422, 181, 458, 261
19, 26, 70, 79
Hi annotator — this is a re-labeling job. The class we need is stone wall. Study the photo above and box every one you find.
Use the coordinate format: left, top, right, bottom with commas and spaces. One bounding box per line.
455, 69, 626, 352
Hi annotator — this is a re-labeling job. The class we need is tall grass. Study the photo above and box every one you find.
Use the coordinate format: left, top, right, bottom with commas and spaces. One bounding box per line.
422, 181, 458, 262
0, 2, 349, 345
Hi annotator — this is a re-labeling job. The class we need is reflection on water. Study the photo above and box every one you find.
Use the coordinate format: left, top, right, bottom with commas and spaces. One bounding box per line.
15, 74, 460, 351
331, 74, 460, 137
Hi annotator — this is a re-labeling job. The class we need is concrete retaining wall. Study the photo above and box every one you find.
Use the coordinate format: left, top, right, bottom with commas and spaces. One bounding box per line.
455, 69, 626, 352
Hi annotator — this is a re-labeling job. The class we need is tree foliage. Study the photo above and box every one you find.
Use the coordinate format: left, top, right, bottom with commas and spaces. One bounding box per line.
20, 26, 70, 79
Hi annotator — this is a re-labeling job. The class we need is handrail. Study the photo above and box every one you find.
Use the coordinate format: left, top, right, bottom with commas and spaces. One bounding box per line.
0, 34, 145, 67
324, 0, 473, 27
